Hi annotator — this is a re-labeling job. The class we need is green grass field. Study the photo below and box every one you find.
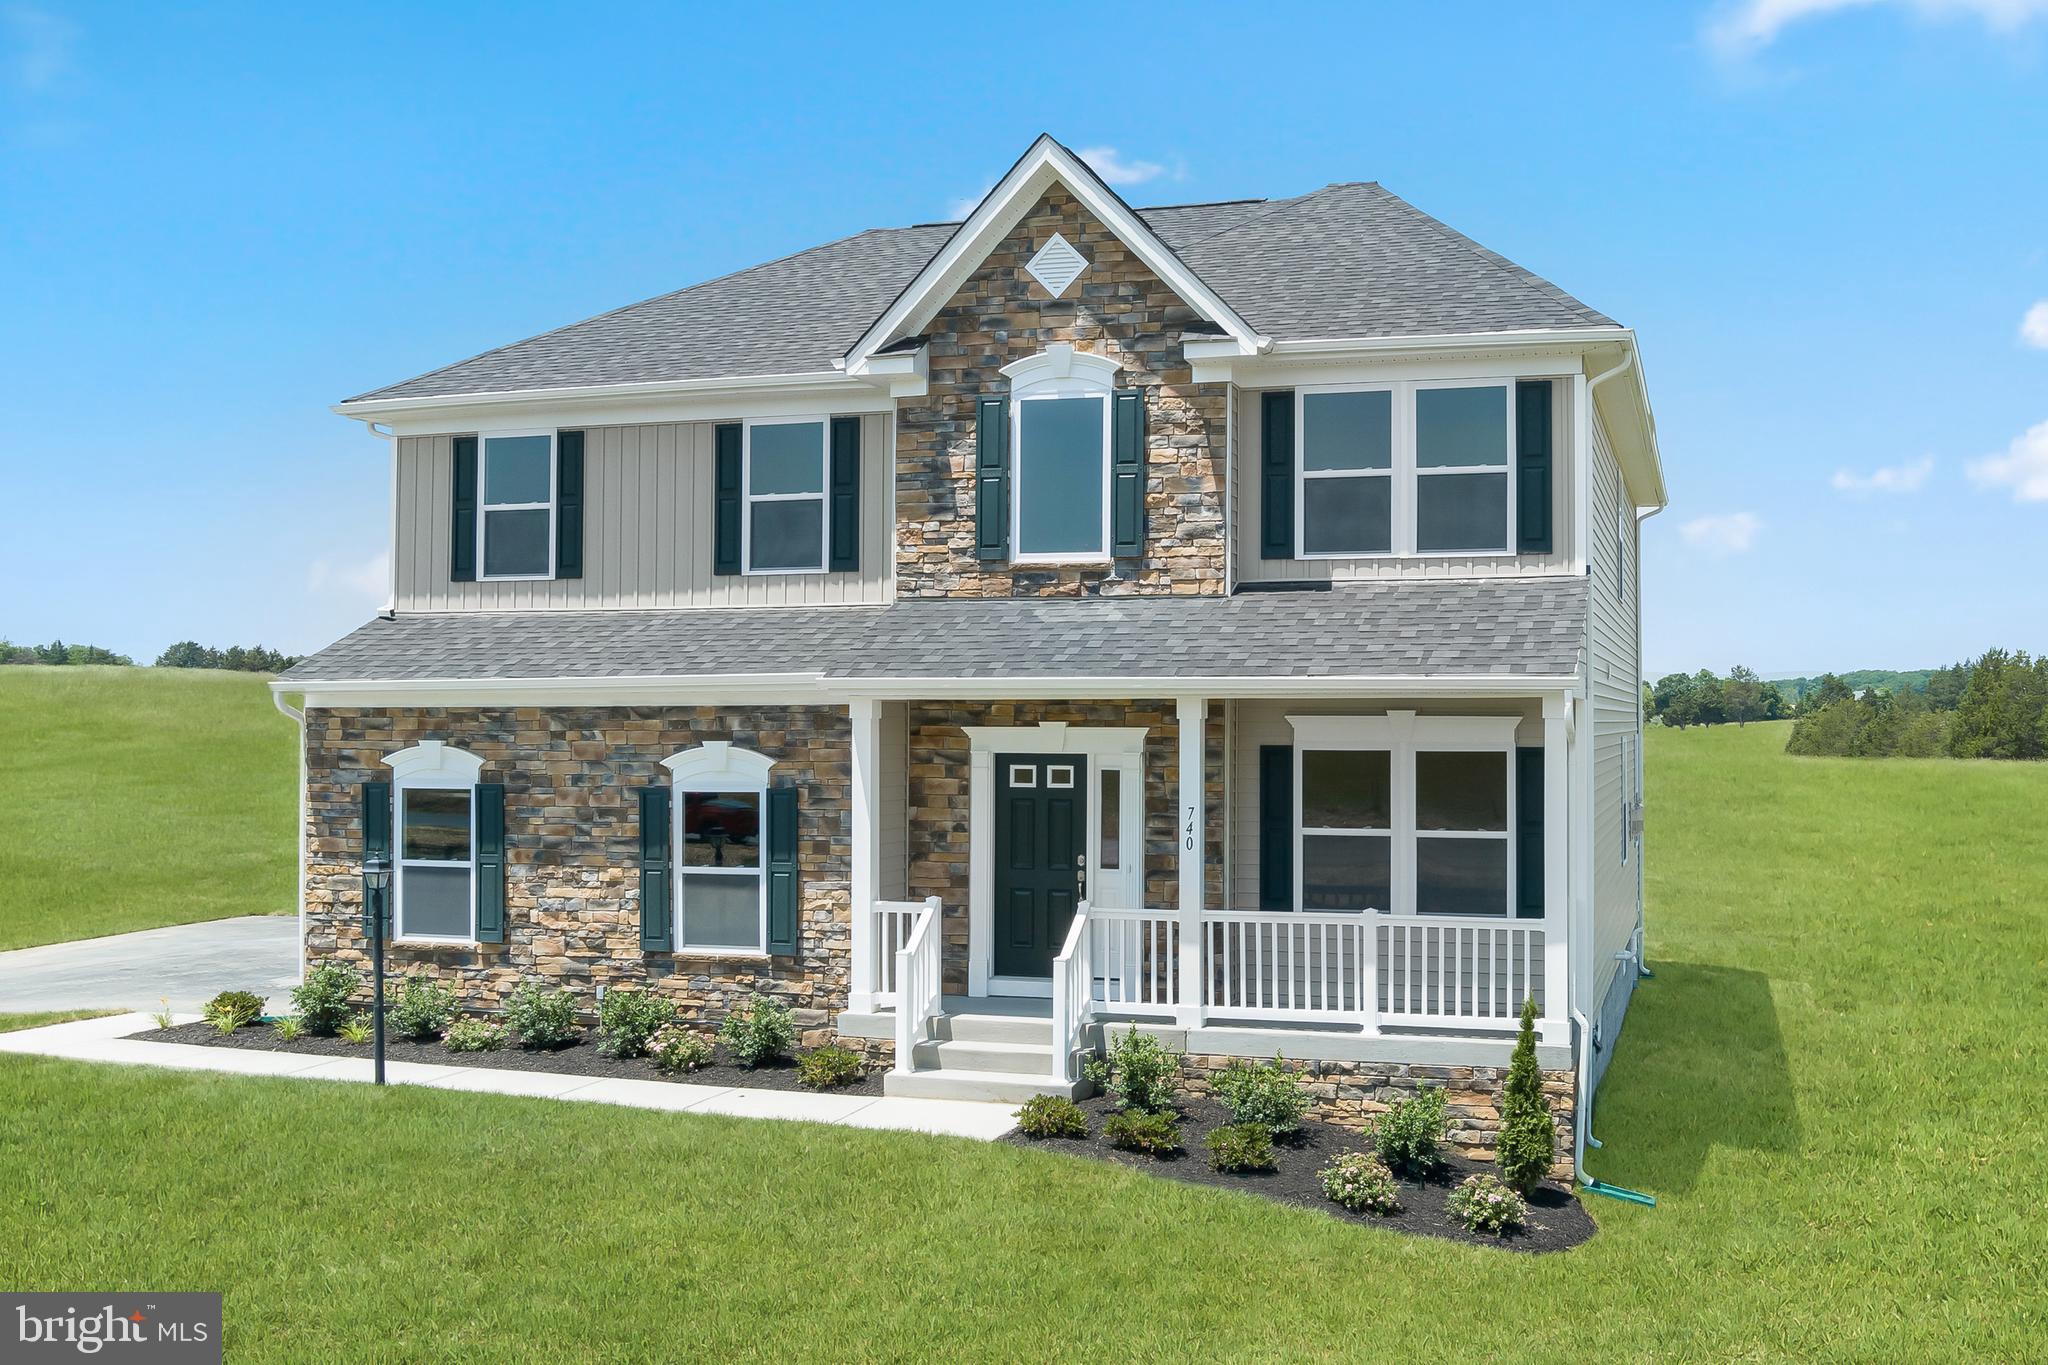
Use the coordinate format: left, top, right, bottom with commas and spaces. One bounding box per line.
1, 722, 2043, 1359
0, 667, 296, 949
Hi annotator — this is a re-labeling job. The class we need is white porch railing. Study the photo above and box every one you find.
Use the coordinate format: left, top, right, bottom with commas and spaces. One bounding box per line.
1376, 915, 1543, 1030
868, 898, 927, 1009
1087, 907, 1180, 1011
890, 896, 944, 1077
1050, 901, 1094, 1085
1203, 910, 1372, 1022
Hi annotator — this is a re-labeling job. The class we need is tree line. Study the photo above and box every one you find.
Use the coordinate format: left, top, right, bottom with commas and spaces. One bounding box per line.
1642, 666, 1791, 729
1787, 649, 2047, 760
0, 638, 134, 666
0, 638, 300, 673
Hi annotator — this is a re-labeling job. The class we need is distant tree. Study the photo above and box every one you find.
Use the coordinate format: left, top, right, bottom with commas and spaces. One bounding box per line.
1690, 670, 1726, 725
1806, 674, 1854, 712
34, 638, 68, 665
1894, 711, 1950, 758
155, 641, 217, 669
1785, 700, 1868, 757
1650, 673, 1694, 726
151, 641, 298, 674
65, 643, 133, 666
1642, 682, 1655, 723
1759, 683, 1790, 721
0, 638, 39, 665
1722, 666, 1764, 727
1923, 661, 1970, 712
1948, 649, 2048, 760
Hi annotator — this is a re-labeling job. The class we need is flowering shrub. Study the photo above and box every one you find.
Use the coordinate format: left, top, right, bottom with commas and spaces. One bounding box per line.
648, 1025, 713, 1073
504, 981, 581, 1049
444, 1017, 507, 1053
1015, 1094, 1089, 1139
1447, 1173, 1528, 1235
1083, 1025, 1179, 1113
596, 988, 675, 1059
1318, 1151, 1400, 1215
202, 990, 264, 1033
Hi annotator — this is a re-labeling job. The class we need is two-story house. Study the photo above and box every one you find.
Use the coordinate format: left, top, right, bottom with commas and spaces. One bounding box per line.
277, 135, 1666, 1171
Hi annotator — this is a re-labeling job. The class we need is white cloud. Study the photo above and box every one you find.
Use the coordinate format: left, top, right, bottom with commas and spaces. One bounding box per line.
1707, 0, 2048, 55
1679, 511, 1763, 555
1077, 145, 1167, 187
309, 551, 390, 602
3, 4, 76, 94
2021, 300, 2048, 349
1831, 455, 1933, 494
1967, 419, 2048, 502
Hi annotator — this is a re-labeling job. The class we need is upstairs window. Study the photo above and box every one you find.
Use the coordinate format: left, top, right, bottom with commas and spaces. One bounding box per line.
1414, 382, 1509, 553
744, 419, 827, 573
480, 433, 555, 579
1015, 395, 1109, 559
1301, 389, 1393, 555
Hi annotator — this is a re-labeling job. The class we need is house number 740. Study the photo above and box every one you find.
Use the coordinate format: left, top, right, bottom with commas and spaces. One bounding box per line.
1183, 804, 1197, 852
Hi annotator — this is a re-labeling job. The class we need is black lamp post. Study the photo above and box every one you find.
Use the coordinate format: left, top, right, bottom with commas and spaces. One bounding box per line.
362, 854, 393, 1086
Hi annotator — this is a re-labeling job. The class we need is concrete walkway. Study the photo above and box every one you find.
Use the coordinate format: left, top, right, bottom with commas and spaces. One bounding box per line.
0, 916, 298, 1015
0, 1013, 1022, 1141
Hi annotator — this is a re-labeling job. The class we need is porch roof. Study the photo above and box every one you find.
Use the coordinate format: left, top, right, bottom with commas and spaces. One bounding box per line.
280, 578, 1588, 690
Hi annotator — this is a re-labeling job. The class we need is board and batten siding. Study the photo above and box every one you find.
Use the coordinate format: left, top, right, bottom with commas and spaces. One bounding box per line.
1586, 411, 1643, 1010
392, 416, 894, 611
1230, 380, 1579, 586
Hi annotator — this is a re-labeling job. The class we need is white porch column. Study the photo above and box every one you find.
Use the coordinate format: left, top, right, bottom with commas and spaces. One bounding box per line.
1541, 694, 1572, 1047
1175, 696, 1206, 1028
848, 698, 881, 1014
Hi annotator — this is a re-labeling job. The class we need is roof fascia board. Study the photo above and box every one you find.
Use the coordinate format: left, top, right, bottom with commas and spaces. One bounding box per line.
843, 136, 1267, 369
334, 372, 905, 437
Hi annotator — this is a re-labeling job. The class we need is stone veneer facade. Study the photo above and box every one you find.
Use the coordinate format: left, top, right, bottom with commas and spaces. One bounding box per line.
894, 186, 1229, 598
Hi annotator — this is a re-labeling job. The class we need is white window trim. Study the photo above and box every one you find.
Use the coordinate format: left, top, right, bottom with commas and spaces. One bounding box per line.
741, 417, 829, 576
661, 742, 775, 954
477, 429, 557, 582
1002, 343, 1120, 566
1294, 379, 1517, 561
1287, 713, 1520, 918
382, 741, 486, 946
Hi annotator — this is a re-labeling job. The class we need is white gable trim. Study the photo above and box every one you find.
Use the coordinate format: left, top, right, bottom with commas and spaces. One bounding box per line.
381, 740, 486, 786
660, 741, 776, 788
843, 135, 1267, 373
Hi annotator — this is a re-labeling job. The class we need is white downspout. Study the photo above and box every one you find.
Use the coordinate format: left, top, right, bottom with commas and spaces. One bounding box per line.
271, 687, 308, 984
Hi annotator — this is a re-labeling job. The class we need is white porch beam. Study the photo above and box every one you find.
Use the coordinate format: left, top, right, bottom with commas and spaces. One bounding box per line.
1175, 697, 1207, 1027
848, 698, 881, 1014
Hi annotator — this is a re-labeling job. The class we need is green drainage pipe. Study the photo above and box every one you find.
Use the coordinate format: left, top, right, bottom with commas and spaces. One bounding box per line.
1581, 1178, 1656, 1207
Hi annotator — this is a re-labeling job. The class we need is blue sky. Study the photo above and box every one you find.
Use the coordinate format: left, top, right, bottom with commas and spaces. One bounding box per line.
2, 1, 2044, 678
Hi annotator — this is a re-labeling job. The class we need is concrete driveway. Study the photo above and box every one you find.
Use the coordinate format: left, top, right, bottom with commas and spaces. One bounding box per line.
0, 916, 299, 1015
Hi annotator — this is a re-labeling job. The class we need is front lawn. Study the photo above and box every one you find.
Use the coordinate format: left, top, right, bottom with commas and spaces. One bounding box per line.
0, 721, 2041, 1358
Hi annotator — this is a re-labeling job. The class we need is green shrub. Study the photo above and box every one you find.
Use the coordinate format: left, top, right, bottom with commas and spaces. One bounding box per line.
444, 1017, 507, 1053
337, 1012, 373, 1045
389, 977, 457, 1042
717, 994, 797, 1068
596, 988, 676, 1059
202, 991, 263, 1033
1373, 1085, 1449, 1174
1015, 1094, 1089, 1139
151, 998, 174, 1031
503, 980, 581, 1049
1213, 1054, 1309, 1136
272, 1015, 305, 1042
1447, 1173, 1527, 1235
796, 1045, 864, 1090
1205, 1122, 1276, 1173
1102, 1108, 1182, 1156
1083, 1025, 1179, 1113
291, 964, 358, 1035
1318, 1151, 1400, 1215
648, 1025, 713, 1074
1496, 996, 1556, 1193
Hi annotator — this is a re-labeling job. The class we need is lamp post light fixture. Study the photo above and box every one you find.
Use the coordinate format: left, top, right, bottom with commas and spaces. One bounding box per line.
361, 855, 393, 1086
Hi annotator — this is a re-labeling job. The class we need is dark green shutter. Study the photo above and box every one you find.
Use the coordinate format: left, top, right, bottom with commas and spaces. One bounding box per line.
1516, 380, 1553, 555
829, 416, 861, 572
1257, 745, 1293, 910
1260, 392, 1294, 559
638, 787, 673, 952
361, 781, 391, 937
450, 437, 478, 582
1516, 747, 1544, 918
974, 396, 1009, 561
713, 423, 742, 576
556, 431, 584, 580
474, 783, 506, 944
765, 785, 800, 956
1111, 390, 1146, 557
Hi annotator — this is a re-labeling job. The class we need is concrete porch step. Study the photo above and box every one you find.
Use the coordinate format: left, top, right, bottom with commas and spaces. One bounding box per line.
883, 1067, 1086, 1106
912, 1037, 1053, 1075
931, 1013, 1054, 1046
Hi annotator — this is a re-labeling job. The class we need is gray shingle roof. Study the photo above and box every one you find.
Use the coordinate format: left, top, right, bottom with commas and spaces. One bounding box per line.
345, 183, 1615, 404
280, 579, 1589, 686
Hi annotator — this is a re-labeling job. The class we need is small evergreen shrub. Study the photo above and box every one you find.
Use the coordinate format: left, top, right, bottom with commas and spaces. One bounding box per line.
1103, 1108, 1182, 1156
1212, 1054, 1309, 1136
272, 1015, 305, 1042
444, 1017, 507, 1053
1373, 1085, 1449, 1174
1318, 1151, 1400, 1215
718, 994, 797, 1068
1447, 1173, 1528, 1235
389, 977, 457, 1042
202, 990, 264, 1033
503, 980, 581, 1049
337, 1012, 373, 1045
796, 1045, 864, 1090
1083, 1025, 1180, 1113
1015, 1094, 1089, 1139
292, 964, 358, 1035
1495, 995, 1556, 1193
1205, 1122, 1276, 1173
596, 988, 676, 1059
648, 1025, 713, 1074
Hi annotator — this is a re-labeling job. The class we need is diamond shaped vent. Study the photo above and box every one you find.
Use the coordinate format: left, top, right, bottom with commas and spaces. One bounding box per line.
1025, 232, 1089, 298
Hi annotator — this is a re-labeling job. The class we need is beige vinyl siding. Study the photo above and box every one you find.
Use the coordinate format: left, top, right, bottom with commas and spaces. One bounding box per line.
1586, 411, 1643, 1006
1231, 379, 1579, 585
392, 415, 894, 611
878, 700, 909, 900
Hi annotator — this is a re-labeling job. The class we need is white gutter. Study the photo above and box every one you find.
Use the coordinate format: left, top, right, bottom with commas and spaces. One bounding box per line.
332, 368, 873, 421
271, 689, 308, 985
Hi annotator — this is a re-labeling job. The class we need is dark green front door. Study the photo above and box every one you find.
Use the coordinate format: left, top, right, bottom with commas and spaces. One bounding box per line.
994, 754, 1088, 979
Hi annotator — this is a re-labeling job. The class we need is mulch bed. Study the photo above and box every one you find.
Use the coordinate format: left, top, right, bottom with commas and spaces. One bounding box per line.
139, 1021, 884, 1096
1004, 1095, 1594, 1253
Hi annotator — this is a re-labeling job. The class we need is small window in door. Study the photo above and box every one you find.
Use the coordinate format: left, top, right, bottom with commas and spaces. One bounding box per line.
1099, 770, 1122, 870
1008, 765, 1037, 787
1046, 765, 1076, 789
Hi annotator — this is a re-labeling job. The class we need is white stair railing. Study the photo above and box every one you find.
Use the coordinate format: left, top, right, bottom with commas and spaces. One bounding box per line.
891, 896, 944, 1077
1050, 901, 1094, 1085
869, 899, 927, 1008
